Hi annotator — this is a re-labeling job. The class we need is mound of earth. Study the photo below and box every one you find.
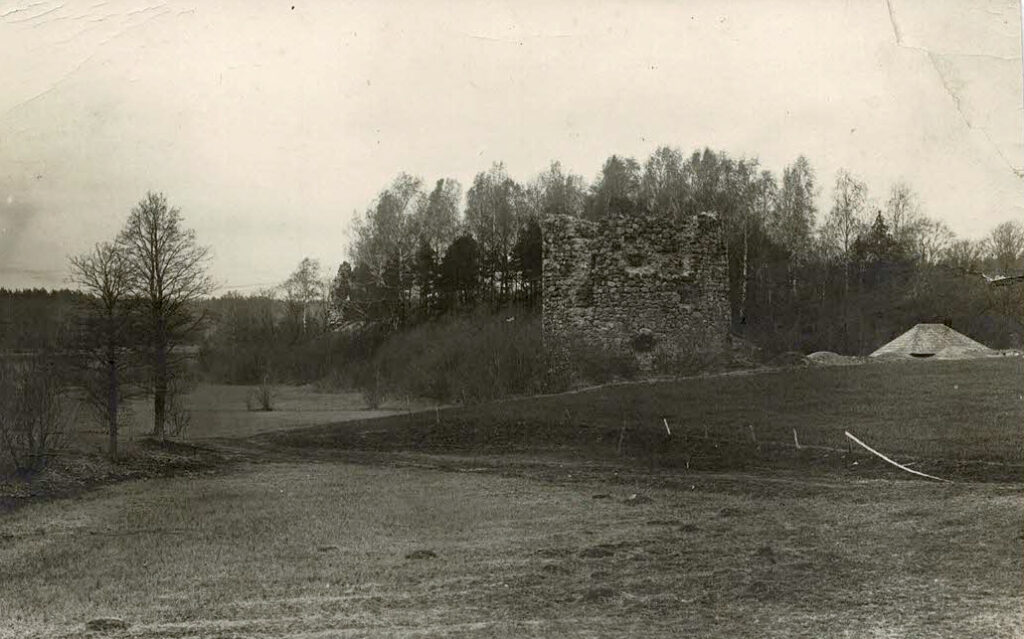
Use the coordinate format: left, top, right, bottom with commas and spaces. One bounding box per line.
807, 351, 862, 366
934, 345, 995, 360
871, 351, 907, 361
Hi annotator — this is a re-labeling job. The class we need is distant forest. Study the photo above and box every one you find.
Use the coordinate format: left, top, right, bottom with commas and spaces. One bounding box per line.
213, 147, 1023, 378
3, 146, 1023, 393
326, 149, 1024, 349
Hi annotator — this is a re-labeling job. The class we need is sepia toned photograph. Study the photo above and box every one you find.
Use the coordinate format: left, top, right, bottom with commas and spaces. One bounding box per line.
1, 1, 1022, 637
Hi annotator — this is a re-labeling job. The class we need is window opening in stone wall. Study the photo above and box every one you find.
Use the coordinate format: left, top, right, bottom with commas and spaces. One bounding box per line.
679, 282, 699, 304
632, 328, 656, 353
626, 252, 646, 268
576, 276, 594, 306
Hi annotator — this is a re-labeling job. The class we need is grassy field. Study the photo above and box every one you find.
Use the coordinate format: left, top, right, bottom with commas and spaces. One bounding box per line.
1, 461, 1020, 638
67, 358, 1024, 472
262, 356, 1024, 481
1, 357, 1021, 637
70, 383, 419, 455
2, 383, 412, 510
264, 357, 1024, 481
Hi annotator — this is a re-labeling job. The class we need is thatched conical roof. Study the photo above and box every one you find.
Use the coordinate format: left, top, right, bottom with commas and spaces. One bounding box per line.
869, 323, 994, 358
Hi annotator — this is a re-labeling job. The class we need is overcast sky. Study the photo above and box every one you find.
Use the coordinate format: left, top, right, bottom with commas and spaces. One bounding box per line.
1, 0, 1021, 292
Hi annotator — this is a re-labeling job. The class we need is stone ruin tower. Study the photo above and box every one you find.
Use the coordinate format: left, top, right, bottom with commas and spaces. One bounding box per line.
542, 210, 730, 369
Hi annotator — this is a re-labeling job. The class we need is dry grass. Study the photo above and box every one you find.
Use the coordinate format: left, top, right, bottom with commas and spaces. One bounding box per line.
2, 383, 409, 508
69, 384, 419, 454
1, 462, 1020, 638
2, 356, 1021, 637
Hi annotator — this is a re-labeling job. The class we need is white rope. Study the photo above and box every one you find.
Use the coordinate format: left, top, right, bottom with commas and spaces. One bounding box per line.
844, 431, 951, 482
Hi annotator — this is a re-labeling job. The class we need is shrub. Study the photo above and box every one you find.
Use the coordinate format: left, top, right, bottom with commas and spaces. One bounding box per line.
0, 356, 72, 475
357, 363, 386, 409
355, 309, 687, 405
200, 323, 389, 386
246, 375, 275, 412
360, 308, 547, 404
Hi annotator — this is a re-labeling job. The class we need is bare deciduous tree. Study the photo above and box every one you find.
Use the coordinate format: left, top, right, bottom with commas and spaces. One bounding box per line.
586, 154, 642, 220
69, 241, 133, 460
770, 156, 817, 262
465, 163, 526, 302
985, 220, 1024, 274
413, 178, 462, 254
640, 147, 686, 216
282, 257, 325, 336
822, 169, 869, 263
943, 238, 985, 272
118, 192, 212, 439
350, 173, 424, 284
913, 218, 954, 265
528, 161, 586, 219
884, 181, 922, 247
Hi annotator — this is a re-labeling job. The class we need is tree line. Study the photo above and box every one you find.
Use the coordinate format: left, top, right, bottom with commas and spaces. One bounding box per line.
10, 147, 1021, 362
202, 146, 1022, 397
322, 147, 1023, 353
335, 166, 546, 325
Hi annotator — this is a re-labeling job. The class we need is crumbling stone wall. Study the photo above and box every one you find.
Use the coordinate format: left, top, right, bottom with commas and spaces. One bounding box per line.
542, 210, 729, 368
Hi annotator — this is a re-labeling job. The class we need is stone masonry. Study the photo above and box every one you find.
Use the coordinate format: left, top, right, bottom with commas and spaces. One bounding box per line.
542, 210, 729, 368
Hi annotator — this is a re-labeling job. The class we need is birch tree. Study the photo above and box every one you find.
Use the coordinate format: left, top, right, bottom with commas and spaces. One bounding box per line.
822, 169, 869, 267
